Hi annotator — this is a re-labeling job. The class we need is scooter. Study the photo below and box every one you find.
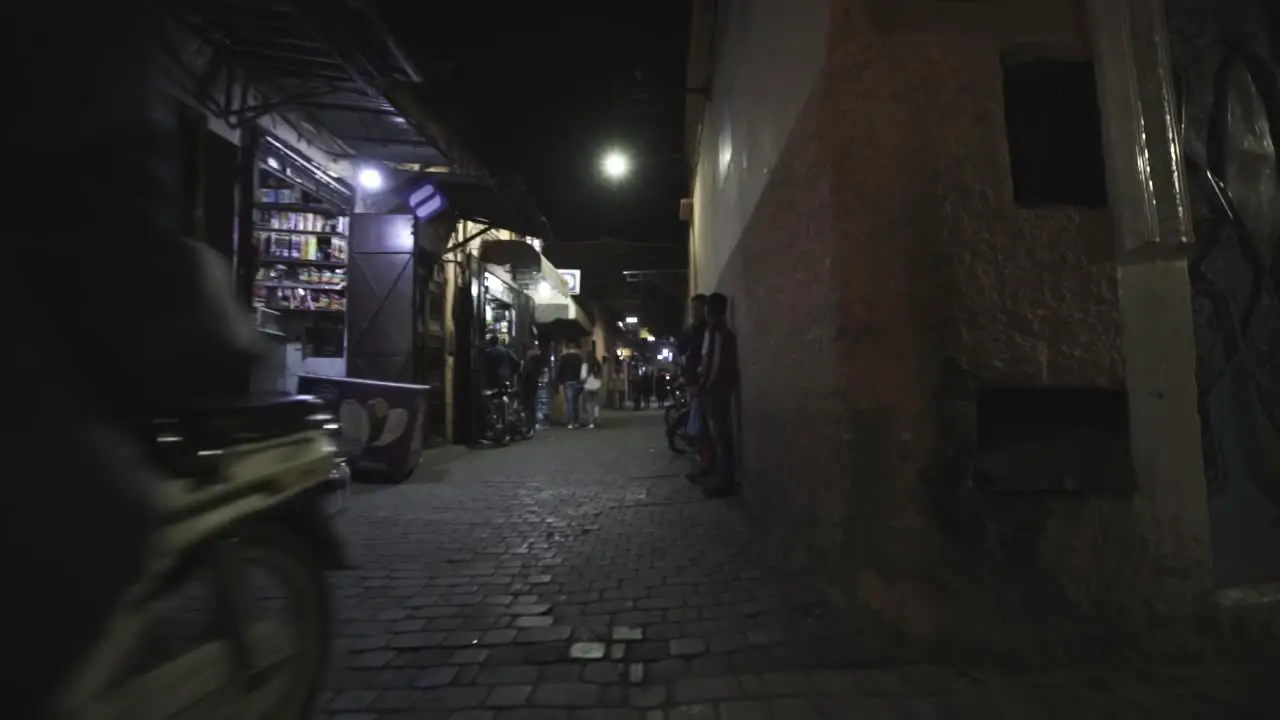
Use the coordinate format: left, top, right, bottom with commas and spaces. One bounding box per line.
482, 386, 513, 447
507, 390, 537, 442
482, 384, 536, 446
48, 395, 348, 720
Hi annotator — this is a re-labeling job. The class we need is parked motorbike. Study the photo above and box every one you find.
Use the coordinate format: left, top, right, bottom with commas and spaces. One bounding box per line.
47, 395, 347, 720
482, 385, 514, 446
507, 391, 536, 441
483, 384, 536, 446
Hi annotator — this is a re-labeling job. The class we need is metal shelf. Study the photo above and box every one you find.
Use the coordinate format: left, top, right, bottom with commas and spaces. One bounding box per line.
258, 256, 348, 268
256, 281, 347, 291
256, 202, 347, 216
254, 225, 348, 238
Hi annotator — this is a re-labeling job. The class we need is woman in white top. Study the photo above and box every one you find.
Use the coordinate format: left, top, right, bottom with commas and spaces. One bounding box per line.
581, 356, 605, 428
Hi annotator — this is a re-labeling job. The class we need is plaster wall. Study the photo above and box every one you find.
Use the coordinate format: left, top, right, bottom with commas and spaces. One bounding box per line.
687, 0, 1273, 658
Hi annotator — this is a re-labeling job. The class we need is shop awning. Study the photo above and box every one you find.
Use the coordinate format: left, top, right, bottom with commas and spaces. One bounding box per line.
480, 239, 541, 272
426, 173, 551, 239
177, 0, 455, 166
535, 299, 593, 331
531, 254, 589, 331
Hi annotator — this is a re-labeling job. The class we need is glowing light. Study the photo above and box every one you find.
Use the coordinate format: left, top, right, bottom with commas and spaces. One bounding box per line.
600, 150, 631, 180
358, 167, 383, 190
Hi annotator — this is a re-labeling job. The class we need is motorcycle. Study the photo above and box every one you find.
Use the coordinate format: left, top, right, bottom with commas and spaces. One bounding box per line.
482, 385, 511, 446
483, 383, 536, 445
507, 390, 537, 441
48, 395, 347, 720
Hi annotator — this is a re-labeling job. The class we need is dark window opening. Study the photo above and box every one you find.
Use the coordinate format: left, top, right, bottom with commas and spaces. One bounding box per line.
973, 386, 1135, 493
1001, 54, 1109, 208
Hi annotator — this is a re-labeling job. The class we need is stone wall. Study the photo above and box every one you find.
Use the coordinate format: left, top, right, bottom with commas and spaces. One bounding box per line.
693, 0, 1275, 661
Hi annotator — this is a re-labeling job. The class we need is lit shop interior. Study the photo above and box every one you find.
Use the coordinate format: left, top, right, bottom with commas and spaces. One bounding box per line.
248, 137, 354, 391
483, 268, 526, 346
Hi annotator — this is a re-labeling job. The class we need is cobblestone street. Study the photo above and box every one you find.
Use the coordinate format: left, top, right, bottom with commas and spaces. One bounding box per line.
319, 411, 1276, 719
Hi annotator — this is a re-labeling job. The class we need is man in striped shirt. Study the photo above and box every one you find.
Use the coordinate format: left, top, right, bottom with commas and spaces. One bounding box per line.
699, 292, 739, 497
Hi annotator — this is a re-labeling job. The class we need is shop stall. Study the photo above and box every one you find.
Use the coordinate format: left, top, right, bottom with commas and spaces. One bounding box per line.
245, 133, 354, 392
483, 271, 516, 344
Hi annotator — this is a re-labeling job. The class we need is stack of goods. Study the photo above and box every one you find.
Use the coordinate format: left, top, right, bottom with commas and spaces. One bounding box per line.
253, 264, 347, 312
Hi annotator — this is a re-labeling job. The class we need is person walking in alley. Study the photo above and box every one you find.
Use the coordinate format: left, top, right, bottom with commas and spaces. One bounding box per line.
699, 292, 739, 497
581, 355, 605, 428
557, 342, 585, 428
521, 341, 545, 429
632, 366, 644, 411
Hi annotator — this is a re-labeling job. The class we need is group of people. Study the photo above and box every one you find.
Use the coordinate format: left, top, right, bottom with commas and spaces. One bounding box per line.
483, 334, 608, 430
630, 370, 672, 410
678, 292, 738, 498
554, 343, 606, 429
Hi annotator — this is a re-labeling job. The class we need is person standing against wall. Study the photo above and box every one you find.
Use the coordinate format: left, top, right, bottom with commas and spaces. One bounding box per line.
699, 292, 739, 497
680, 294, 714, 482
557, 342, 585, 428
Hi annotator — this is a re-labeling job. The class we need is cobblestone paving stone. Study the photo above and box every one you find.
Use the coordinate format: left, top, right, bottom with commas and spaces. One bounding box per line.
316, 412, 1278, 719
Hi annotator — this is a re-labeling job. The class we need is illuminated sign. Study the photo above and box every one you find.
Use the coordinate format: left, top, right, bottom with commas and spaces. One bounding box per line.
559, 269, 581, 295
407, 181, 447, 221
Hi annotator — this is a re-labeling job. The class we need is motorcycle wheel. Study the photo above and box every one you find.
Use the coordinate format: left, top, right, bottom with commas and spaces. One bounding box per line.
667, 408, 692, 455
664, 404, 681, 429
495, 405, 511, 447
220, 522, 333, 720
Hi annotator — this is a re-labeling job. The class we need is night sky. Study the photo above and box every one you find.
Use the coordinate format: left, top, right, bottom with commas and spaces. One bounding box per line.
379, 2, 692, 333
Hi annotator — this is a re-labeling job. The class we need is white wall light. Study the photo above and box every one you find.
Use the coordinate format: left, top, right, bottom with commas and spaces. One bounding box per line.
358, 167, 384, 191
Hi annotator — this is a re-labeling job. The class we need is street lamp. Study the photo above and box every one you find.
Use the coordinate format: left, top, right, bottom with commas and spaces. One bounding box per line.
600, 150, 631, 181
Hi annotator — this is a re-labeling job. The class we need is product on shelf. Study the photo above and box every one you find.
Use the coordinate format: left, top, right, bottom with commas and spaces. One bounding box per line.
257, 187, 302, 204
255, 208, 349, 235
296, 265, 346, 286
254, 264, 346, 287
251, 163, 351, 315
257, 231, 348, 263
251, 284, 346, 312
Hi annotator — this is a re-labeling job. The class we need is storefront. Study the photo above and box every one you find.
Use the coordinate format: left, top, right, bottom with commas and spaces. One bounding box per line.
483, 268, 519, 344
167, 1, 468, 475
246, 133, 355, 393
529, 263, 594, 426
420, 176, 560, 444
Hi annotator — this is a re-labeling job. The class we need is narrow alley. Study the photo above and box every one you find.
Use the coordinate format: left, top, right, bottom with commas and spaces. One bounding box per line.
317, 412, 1274, 719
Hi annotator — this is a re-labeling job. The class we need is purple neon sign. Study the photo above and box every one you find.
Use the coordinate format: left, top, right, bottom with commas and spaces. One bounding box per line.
408, 182, 446, 221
